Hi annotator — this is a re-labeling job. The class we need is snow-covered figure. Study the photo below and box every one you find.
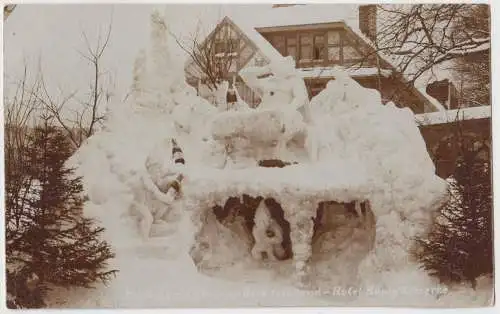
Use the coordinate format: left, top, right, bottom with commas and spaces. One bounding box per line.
206, 56, 314, 167
251, 200, 286, 261
133, 9, 184, 113
238, 56, 311, 157
239, 56, 309, 116
128, 137, 185, 239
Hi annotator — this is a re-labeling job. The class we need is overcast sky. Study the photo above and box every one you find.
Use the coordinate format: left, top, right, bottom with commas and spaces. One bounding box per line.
4, 2, 488, 103
3, 3, 271, 104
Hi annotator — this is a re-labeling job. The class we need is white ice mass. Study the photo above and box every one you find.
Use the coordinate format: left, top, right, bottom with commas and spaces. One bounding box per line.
48, 10, 493, 308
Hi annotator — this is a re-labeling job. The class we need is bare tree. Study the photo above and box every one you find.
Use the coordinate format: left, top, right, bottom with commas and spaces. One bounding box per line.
172, 19, 239, 92
39, 19, 114, 148
5, 66, 41, 235
374, 4, 490, 85
4, 4, 16, 21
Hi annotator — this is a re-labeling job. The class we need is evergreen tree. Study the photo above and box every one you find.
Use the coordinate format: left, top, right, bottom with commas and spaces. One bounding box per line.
416, 120, 492, 288
5, 123, 117, 308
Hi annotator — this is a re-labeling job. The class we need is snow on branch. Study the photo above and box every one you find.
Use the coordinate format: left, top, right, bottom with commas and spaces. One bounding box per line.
375, 4, 490, 84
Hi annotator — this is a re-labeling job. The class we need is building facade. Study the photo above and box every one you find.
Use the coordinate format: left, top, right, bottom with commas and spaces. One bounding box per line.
185, 4, 451, 113
184, 4, 491, 179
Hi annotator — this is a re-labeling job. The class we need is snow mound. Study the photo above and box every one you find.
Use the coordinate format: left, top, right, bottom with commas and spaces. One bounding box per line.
52, 9, 492, 308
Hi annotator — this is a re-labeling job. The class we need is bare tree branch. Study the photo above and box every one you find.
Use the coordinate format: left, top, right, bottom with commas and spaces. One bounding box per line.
39, 13, 114, 148
171, 18, 238, 92
4, 4, 16, 21
374, 4, 490, 85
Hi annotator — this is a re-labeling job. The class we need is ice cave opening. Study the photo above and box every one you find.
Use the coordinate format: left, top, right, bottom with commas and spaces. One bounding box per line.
184, 152, 378, 289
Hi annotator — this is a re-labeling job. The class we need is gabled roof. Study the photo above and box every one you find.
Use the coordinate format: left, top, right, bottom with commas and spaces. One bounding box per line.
229, 5, 445, 112
187, 5, 445, 112
234, 4, 359, 31
183, 15, 283, 75
223, 16, 283, 64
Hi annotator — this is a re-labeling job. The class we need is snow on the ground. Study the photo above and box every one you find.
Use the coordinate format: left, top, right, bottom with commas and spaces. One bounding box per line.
47, 9, 493, 308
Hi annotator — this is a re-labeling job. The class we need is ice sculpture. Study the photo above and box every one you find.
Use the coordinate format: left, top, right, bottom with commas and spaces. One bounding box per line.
251, 199, 287, 261
178, 59, 448, 291
207, 56, 312, 166
66, 9, 452, 306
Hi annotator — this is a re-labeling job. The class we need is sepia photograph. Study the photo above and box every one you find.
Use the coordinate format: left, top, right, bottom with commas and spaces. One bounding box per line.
2, 1, 494, 309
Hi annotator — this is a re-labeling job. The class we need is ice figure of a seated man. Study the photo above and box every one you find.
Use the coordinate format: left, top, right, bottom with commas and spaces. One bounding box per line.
239, 56, 311, 153
251, 200, 286, 261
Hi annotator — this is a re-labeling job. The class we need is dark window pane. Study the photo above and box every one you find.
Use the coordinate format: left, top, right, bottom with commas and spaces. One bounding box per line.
314, 46, 325, 60
313, 35, 325, 60
301, 45, 312, 60
215, 41, 225, 53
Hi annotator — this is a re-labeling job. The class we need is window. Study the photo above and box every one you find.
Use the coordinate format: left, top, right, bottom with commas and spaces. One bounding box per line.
229, 27, 238, 40
328, 46, 340, 61
286, 36, 297, 60
300, 35, 312, 61
313, 35, 325, 60
215, 41, 225, 54
213, 24, 240, 55
228, 39, 239, 53
287, 46, 297, 60
272, 35, 286, 56
215, 25, 225, 41
326, 30, 341, 63
327, 31, 340, 45
229, 59, 237, 72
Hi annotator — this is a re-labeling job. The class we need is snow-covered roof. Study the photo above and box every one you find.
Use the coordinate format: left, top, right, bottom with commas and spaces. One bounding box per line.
187, 5, 444, 112
231, 6, 443, 113
242, 4, 359, 30
299, 66, 392, 79
226, 16, 284, 64
415, 106, 491, 126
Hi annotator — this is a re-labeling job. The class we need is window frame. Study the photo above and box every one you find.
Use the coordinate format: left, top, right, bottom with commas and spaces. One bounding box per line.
262, 27, 367, 67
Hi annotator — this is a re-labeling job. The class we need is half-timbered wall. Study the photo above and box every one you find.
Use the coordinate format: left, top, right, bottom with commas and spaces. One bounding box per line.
261, 27, 372, 68
185, 18, 264, 106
